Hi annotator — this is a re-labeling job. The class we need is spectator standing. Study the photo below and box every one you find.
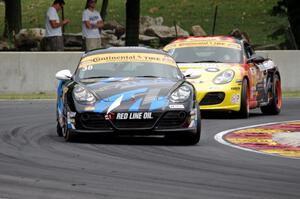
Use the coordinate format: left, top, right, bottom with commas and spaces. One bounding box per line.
43, 0, 70, 51
82, 0, 104, 51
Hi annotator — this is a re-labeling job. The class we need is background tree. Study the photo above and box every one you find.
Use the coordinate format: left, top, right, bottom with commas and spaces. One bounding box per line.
125, 0, 140, 46
3, 0, 22, 38
272, 0, 299, 49
100, 0, 109, 21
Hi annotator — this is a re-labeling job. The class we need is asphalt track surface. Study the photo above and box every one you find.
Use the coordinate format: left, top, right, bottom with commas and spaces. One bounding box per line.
0, 98, 300, 199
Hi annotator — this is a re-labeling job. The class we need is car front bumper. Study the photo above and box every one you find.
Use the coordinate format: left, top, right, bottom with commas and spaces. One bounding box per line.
196, 83, 242, 112
69, 127, 198, 135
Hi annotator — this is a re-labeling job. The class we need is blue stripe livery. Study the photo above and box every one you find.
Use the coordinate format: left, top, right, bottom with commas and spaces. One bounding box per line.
100, 77, 125, 83
94, 88, 148, 113
150, 96, 168, 111
57, 80, 64, 114
129, 98, 143, 111
94, 100, 112, 113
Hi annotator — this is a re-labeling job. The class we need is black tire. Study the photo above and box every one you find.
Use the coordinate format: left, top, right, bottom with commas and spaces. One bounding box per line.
56, 121, 63, 137
260, 74, 282, 115
236, 79, 249, 118
62, 121, 74, 142
182, 105, 201, 145
60, 107, 75, 141
56, 109, 63, 137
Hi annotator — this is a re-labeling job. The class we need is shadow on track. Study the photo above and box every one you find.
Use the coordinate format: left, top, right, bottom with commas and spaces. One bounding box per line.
52, 133, 200, 146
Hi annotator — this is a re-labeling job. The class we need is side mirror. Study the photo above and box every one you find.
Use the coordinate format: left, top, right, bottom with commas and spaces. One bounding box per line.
183, 69, 201, 79
56, 69, 72, 80
247, 55, 265, 64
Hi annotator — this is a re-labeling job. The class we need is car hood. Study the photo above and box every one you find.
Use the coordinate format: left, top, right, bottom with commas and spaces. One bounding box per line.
178, 62, 240, 84
77, 77, 182, 113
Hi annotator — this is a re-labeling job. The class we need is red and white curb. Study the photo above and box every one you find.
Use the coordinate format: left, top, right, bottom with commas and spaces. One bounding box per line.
214, 120, 300, 159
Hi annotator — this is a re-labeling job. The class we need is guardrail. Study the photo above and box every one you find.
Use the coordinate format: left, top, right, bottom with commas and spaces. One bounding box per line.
0, 51, 299, 93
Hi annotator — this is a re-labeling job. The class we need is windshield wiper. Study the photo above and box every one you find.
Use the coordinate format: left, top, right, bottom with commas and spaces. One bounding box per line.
81, 76, 110, 79
135, 75, 160, 78
176, 61, 190, 63
192, 60, 222, 63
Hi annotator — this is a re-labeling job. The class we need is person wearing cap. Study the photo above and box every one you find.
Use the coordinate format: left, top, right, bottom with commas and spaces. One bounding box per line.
82, 0, 104, 51
42, 0, 70, 51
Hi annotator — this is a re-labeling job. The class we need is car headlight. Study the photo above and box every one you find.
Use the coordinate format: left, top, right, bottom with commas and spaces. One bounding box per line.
170, 85, 191, 103
73, 85, 96, 104
213, 70, 235, 84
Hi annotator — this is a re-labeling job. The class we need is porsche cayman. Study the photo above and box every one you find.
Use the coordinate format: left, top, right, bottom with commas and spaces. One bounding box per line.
55, 47, 200, 144
163, 36, 282, 118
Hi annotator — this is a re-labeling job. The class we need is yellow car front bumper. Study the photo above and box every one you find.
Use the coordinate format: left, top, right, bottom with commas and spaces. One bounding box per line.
195, 83, 242, 112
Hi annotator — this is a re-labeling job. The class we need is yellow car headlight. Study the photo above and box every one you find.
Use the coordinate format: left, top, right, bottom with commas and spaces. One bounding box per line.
213, 70, 235, 84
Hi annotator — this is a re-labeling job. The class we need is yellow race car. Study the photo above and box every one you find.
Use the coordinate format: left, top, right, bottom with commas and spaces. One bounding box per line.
163, 36, 282, 118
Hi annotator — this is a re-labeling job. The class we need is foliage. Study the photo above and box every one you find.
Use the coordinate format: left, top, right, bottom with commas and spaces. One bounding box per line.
0, 0, 289, 47
271, 0, 300, 48
125, 0, 140, 46
3, 0, 22, 38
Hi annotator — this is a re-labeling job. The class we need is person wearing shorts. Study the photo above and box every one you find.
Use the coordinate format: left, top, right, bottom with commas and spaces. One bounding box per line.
82, 0, 104, 51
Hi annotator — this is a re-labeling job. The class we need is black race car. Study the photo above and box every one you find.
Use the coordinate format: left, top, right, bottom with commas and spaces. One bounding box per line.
55, 47, 201, 144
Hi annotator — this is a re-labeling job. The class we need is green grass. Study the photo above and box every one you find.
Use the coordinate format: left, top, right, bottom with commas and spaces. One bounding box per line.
0, 0, 288, 47
0, 92, 56, 100
283, 91, 300, 98
0, 91, 299, 100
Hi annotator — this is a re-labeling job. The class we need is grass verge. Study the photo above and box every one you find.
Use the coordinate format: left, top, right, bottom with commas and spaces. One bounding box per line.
283, 91, 300, 98
0, 91, 299, 100
0, 92, 56, 100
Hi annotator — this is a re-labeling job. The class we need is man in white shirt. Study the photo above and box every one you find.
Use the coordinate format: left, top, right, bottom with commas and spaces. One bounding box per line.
43, 0, 70, 51
82, 0, 104, 51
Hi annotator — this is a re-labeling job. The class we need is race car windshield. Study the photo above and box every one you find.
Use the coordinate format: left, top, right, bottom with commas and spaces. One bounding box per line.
168, 46, 242, 64
76, 62, 183, 80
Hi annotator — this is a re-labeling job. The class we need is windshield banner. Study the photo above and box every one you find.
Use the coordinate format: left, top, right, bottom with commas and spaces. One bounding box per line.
79, 53, 177, 68
164, 40, 241, 50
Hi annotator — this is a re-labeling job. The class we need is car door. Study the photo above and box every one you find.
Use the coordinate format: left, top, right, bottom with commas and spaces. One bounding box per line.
245, 43, 270, 107
243, 42, 259, 107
